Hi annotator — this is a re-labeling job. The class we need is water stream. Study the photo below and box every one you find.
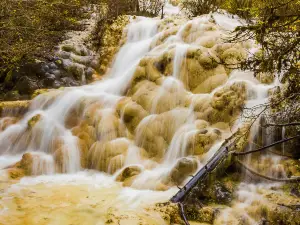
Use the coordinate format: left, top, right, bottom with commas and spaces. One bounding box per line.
0, 6, 292, 225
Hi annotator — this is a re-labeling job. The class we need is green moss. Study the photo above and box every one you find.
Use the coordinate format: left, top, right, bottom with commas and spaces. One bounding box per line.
98, 15, 130, 74
186, 206, 215, 223
4, 70, 13, 83
31, 89, 50, 99
27, 114, 42, 129
0, 100, 30, 115
0, 0, 93, 77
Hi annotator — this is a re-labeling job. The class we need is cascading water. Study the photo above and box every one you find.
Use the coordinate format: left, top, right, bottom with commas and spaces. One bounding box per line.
0, 6, 294, 225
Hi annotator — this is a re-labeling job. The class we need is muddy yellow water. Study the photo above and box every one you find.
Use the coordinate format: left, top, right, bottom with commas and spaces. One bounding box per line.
0, 173, 179, 225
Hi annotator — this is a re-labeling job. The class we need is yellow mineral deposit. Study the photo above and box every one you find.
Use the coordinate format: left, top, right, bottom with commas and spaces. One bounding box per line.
0, 4, 281, 225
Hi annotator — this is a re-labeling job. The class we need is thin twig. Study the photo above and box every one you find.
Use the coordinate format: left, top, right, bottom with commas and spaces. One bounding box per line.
233, 135, 300, 156
178, 203, 190, 225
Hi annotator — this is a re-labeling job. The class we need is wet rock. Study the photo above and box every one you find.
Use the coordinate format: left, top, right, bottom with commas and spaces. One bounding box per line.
31, 89, 50, 99
198, 52, 219, 69
213, 182, 233, 203
193, 73, 228, 94
78, 139, 89, 168
220, 46, 247, 66
0, 100, 30, 116
197, 181, 233, 204
54, 146, 68, 173
185, 206, 215, 223
169, 157, 198, 185
90, 58, 100, 70
51, 70, 62, 79
43, 73, 56, 86
62, 59, 85, 80
190, 129, 221, 155
88, 139, 130, 172
7, 168, 25, 179
0, 117, 18, 131
4, 91, 21, 101
85, 67, 95, 80
16, 76, 39, 95
15, 153, 34, 175
57, 51, 71, 59
108, 154, 125, 174
52, 80, 62, 88
61, 77, 80, 87
61, 44, 89, 56
153, 202, 184, 224
70, 55, 92, 66
48, 62, 58, 70
116, 166, 143, 182
116, 98, 149, 133
27, 114, 42, 129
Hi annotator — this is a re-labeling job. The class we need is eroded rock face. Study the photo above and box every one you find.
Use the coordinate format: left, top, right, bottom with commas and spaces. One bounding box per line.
88, 138, 130, 173
1, 14, 251, 192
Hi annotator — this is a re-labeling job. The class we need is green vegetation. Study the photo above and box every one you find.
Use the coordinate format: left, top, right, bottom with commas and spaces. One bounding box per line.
0, 0, 165, 75
0, 0, 166, 100
181, 0, 223, 17
0, 0, 94, 76
182, 0, 299, 141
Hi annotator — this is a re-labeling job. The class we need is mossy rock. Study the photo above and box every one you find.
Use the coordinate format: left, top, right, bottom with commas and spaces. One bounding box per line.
198, 52, 219, 70
185, 206, 215, 223
31, 89, 50, 99
4, 91, 21, 101
61, 44, 89, 56
27, 114, 42, 129
7, 168, 25, 179
16, 153, 34, 175
116, 165, 142, 182
169, 157, 198, 185
98, 15, 130, 74
0, 100, 30, 116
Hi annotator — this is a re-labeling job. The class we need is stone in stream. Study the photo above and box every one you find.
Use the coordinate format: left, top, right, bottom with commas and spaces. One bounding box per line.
169, 157, 198, 185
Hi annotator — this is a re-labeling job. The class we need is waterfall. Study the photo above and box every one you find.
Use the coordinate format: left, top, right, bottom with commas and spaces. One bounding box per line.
0, 9, 289, 225
0, 13, 270, 188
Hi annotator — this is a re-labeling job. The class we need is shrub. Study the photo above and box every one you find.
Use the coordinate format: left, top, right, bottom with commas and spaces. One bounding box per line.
138, 0, 166, 16
0, 0, 92, 76
221, 0, 253, 19
181, 0, 224, 17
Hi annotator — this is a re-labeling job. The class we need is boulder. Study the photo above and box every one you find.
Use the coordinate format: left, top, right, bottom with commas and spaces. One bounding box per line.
4, 91, 21, 101
88, 138, 130, 172
169, 157, 198, 185
27, 114, 42, 129
16, 76, 39, 95
116, 165, 143, 182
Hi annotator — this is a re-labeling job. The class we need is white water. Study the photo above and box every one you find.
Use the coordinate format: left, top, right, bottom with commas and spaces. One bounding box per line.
0, 7, 287, 225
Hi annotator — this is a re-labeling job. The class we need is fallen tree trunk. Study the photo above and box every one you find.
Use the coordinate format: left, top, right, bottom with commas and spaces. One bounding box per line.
170, 138, 235, 203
